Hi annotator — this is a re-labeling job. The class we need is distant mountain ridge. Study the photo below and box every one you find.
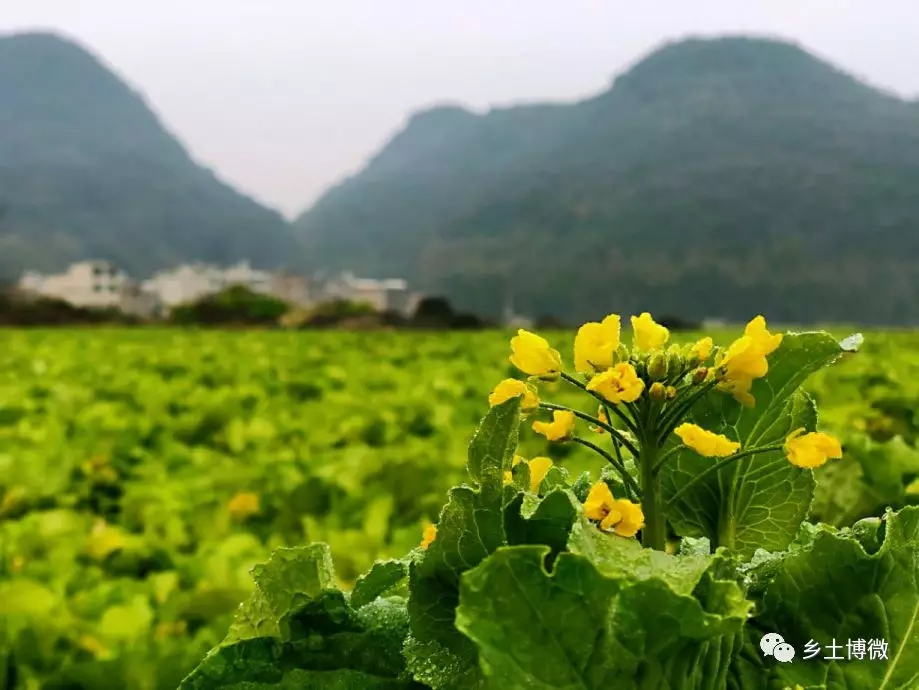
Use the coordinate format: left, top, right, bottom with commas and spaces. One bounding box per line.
0, 31, 300, 281
294, 36, 919, 325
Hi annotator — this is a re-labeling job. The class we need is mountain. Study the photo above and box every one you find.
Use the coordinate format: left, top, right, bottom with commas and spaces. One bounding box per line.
293, 37, 919, 325
0, 32, 301, 281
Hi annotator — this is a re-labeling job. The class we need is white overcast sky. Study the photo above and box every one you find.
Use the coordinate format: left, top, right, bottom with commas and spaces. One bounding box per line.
2, 1, 917, 218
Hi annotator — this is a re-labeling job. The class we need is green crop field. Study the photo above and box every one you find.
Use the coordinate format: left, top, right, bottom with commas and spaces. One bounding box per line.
1, 327, 918, 689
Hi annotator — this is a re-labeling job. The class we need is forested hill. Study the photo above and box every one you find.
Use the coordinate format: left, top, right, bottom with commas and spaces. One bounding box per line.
0, 32, 301, 280
294, 37, 919, 325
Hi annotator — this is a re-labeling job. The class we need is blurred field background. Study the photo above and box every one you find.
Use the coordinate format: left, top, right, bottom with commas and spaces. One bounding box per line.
1, 325, 918, 689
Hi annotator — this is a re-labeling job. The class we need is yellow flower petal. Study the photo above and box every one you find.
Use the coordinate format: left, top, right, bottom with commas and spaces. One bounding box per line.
583, 481, 615, 521
574, 314, 621, 373
630, 313, 669, 351
784, 430, 842, 469
532, 410, 575, 441
509, 329, 562, 378
674, 423, 740, 457
581, 482, 643, 538
585, 363, 645, 404
227, 491, 260, 520
421, 523, 437, 549
744, 316, 783, 356
610, 499, 645, 538
527, 457, 554, 493
690, 337, 714, 362
488, 378, 539, 412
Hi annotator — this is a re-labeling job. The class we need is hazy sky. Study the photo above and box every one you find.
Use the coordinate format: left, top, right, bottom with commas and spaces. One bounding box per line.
2, 1, 918, 218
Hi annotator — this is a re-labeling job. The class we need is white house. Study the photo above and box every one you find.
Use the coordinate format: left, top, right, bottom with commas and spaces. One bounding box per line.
19, 260, 128, 309
142, 261, 274, 309
17, 260, 161, 317
317, 271, 417, 314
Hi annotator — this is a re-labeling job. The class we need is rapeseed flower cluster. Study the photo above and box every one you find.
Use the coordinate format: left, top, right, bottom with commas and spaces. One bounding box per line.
475, 312, 843, 551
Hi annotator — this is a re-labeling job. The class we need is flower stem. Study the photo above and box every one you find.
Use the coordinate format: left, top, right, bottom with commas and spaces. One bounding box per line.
651, 444, 683, 474
538, 402, 639, 457
570, 436, 642, 500
655, 380, 720, 445
665, 444, 784, 508
559, 372, 640, 436
639, 441, 666, 550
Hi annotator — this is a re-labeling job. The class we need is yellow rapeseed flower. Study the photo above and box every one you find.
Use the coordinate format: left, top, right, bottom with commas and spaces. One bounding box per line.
784, 429, 842, 469
586, 363, 645, 404
227, 491, 261, 520
582, 481, 645, 537
630, 313, 669, 351
690, 337, 714, 362
744, 315, 783, 356
509, 330, 562, 378
574, 314, 621, 373
532, 410, 575, 441
716, 316, 783, 406
421, 523, 437, 549
527, 457, 554, 493
674, 423, 740, 457
488, 378, 539, 413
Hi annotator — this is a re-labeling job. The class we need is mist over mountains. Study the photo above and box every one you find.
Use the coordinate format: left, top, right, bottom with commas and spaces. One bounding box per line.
3, 32, 919, 323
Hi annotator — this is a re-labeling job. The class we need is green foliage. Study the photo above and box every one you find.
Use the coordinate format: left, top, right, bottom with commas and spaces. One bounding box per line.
173, 330, 919, 688
660, 332, 853, 556
294, 37, 919, 326
0, 33, 299, 281
169, 286, 290, 326
1, 328, 919, 688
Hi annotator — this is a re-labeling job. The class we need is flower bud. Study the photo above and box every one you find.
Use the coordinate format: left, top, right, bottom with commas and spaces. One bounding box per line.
665, 385, 678, 400
649, 382, 667, 402
692, 367, 709, 385
647, 353, 668, 381
666, 344, 684, 375
616, 344, 630, 362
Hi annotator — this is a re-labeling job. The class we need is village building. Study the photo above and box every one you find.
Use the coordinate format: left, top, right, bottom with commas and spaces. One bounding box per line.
18, 260, 420, 319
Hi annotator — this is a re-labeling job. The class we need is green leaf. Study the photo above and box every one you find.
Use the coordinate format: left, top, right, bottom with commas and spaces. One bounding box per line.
179, 594, 422, 689
465, 397, 521, 502
811, 435, 919, 527
226, 543, 338, 643
662, 332, 849, 557
351, 559, 410, 609
455, 545, 750, 689
98, 595, 154, 641
731, 506, 919, 690
407, 399, 521, 668
403, 635, 487, 690
567, 517, 713, 596
504, 489, 579, 568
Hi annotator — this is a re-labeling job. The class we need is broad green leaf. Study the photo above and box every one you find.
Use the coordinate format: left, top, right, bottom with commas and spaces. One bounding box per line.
465, 397, 521, 502
225, 543, 337, 643
567, 517, 713, 595
662, 332, 852, 556
812, 435, 919, 527
730, 506, 919, 690
179, 593, 420, 689
403, 635, 487, 690
407, 399, 521, 669
351, 559, 409, 609
456, 545, 750, 689
98, 595, 154, 640
504, 490, 579, 568
407, 488, 504, 666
